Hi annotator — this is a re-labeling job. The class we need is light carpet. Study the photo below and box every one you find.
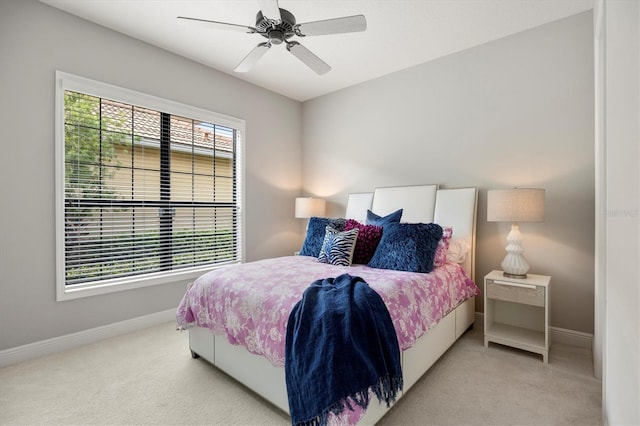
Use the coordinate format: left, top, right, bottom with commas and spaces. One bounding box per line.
0, 321, 601, 425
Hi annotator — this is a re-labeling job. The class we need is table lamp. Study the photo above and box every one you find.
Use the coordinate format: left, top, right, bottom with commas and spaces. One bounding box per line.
487, 188, 545, 278
295, 197, 326, 220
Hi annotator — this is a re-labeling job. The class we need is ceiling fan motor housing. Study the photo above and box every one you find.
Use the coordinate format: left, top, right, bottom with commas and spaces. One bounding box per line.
255, 8, 296, 44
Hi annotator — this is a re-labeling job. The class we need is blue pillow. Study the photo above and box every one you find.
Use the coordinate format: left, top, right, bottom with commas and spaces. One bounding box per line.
368, 223, 443, 273
318, 226, 359, 266
366, 208, 403, 227
299, 217, 346, 257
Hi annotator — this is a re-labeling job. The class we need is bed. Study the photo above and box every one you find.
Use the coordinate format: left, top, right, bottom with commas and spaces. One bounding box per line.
176, 185, 478, 425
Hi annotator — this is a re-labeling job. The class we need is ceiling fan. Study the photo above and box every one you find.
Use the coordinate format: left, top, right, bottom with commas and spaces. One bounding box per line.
177, 0, 367, 75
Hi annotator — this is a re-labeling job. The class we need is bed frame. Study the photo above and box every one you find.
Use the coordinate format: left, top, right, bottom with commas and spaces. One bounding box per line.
188, 185, 478, 425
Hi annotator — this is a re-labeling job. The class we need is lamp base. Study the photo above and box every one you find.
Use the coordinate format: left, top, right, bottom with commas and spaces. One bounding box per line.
503, 271, 528, 279
500, 223, 531, 279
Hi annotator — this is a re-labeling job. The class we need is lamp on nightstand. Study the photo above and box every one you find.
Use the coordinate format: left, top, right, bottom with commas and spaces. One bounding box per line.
295, 197, 326, 220
487, 188, 545, 279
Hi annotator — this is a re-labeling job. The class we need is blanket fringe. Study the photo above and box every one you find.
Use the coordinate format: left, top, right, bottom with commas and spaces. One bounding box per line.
294, 374, 403, 426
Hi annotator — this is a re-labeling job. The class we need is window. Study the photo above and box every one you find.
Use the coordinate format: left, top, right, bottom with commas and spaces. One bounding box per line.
55, 72, 244, 300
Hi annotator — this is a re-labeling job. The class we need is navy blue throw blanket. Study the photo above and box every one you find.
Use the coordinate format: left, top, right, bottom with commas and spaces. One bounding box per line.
285, 274, 403, 426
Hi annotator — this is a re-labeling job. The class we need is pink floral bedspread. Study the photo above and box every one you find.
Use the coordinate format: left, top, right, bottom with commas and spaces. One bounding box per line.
176, 255, 479, 367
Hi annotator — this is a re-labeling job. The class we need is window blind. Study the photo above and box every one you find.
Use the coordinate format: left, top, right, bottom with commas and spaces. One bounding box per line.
59, 81, 242, 293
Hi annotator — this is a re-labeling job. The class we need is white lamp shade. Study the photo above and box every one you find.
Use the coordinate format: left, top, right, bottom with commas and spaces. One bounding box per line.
295, 197, 326, 218
487, 188, 545, 223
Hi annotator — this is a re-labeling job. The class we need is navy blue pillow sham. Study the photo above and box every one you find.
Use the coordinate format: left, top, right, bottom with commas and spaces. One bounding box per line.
366, 208, 403, 227
368, 222, 443, 273
299, 217, 347, 257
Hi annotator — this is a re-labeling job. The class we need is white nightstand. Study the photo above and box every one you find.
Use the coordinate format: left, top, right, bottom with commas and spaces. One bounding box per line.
484, 270, 551, 363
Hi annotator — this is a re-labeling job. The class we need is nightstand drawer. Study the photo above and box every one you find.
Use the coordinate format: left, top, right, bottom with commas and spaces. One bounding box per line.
486, 280, 544, 307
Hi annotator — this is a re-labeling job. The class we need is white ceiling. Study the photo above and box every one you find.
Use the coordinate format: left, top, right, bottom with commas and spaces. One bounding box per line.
41, 0, 594, 102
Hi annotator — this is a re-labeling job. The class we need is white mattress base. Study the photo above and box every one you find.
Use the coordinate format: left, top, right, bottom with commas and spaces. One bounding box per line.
189, 297, 475, 425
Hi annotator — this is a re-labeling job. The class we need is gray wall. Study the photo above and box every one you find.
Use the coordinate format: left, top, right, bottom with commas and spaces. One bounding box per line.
0, 0, 302, 350
301, 12, 595, 333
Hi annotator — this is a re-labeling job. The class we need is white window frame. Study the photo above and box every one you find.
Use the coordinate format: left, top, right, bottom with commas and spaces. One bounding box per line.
55, 71, 245, 301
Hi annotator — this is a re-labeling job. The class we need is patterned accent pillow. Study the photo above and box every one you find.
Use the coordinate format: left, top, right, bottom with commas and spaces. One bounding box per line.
318, 226, 359, 267
433, 226, 453, 267
366, 208, 403, 227
344, 219, 383, 264
299, 217, 347, 257
368, 223, 443, 273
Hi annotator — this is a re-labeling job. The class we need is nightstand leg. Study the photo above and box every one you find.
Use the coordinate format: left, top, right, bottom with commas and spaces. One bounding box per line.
484, 336, 489, 348
542, 351, 548, 364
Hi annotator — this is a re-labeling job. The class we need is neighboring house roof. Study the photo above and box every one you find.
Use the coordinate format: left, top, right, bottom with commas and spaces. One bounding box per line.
100, 96, 234, 153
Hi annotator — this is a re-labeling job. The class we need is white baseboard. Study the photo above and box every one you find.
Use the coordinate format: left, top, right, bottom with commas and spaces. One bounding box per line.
549, 326, 593, 349
474, 312, 593, 349
0, 308, 177, 368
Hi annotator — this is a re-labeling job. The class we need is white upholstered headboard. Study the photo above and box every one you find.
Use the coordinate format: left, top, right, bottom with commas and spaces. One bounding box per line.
371, 185, 438, 223
345, 185, 477, 280
345, 192, 374, 223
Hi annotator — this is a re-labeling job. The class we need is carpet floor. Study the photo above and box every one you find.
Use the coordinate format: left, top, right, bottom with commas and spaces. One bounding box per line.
0, 321, 602, 425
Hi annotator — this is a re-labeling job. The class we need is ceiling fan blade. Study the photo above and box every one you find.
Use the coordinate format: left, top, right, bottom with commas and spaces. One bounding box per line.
296, 15, 366, 37
235, 42, 271, 73
287, 42, 331, 75
177, 16, 256, 33
257, 0, 282, 23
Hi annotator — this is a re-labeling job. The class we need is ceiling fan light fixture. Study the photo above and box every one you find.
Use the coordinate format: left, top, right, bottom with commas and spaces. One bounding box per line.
268, 29, 284, 45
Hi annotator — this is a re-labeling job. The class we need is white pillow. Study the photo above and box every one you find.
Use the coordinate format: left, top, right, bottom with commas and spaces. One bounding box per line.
446, 238, 471, 264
